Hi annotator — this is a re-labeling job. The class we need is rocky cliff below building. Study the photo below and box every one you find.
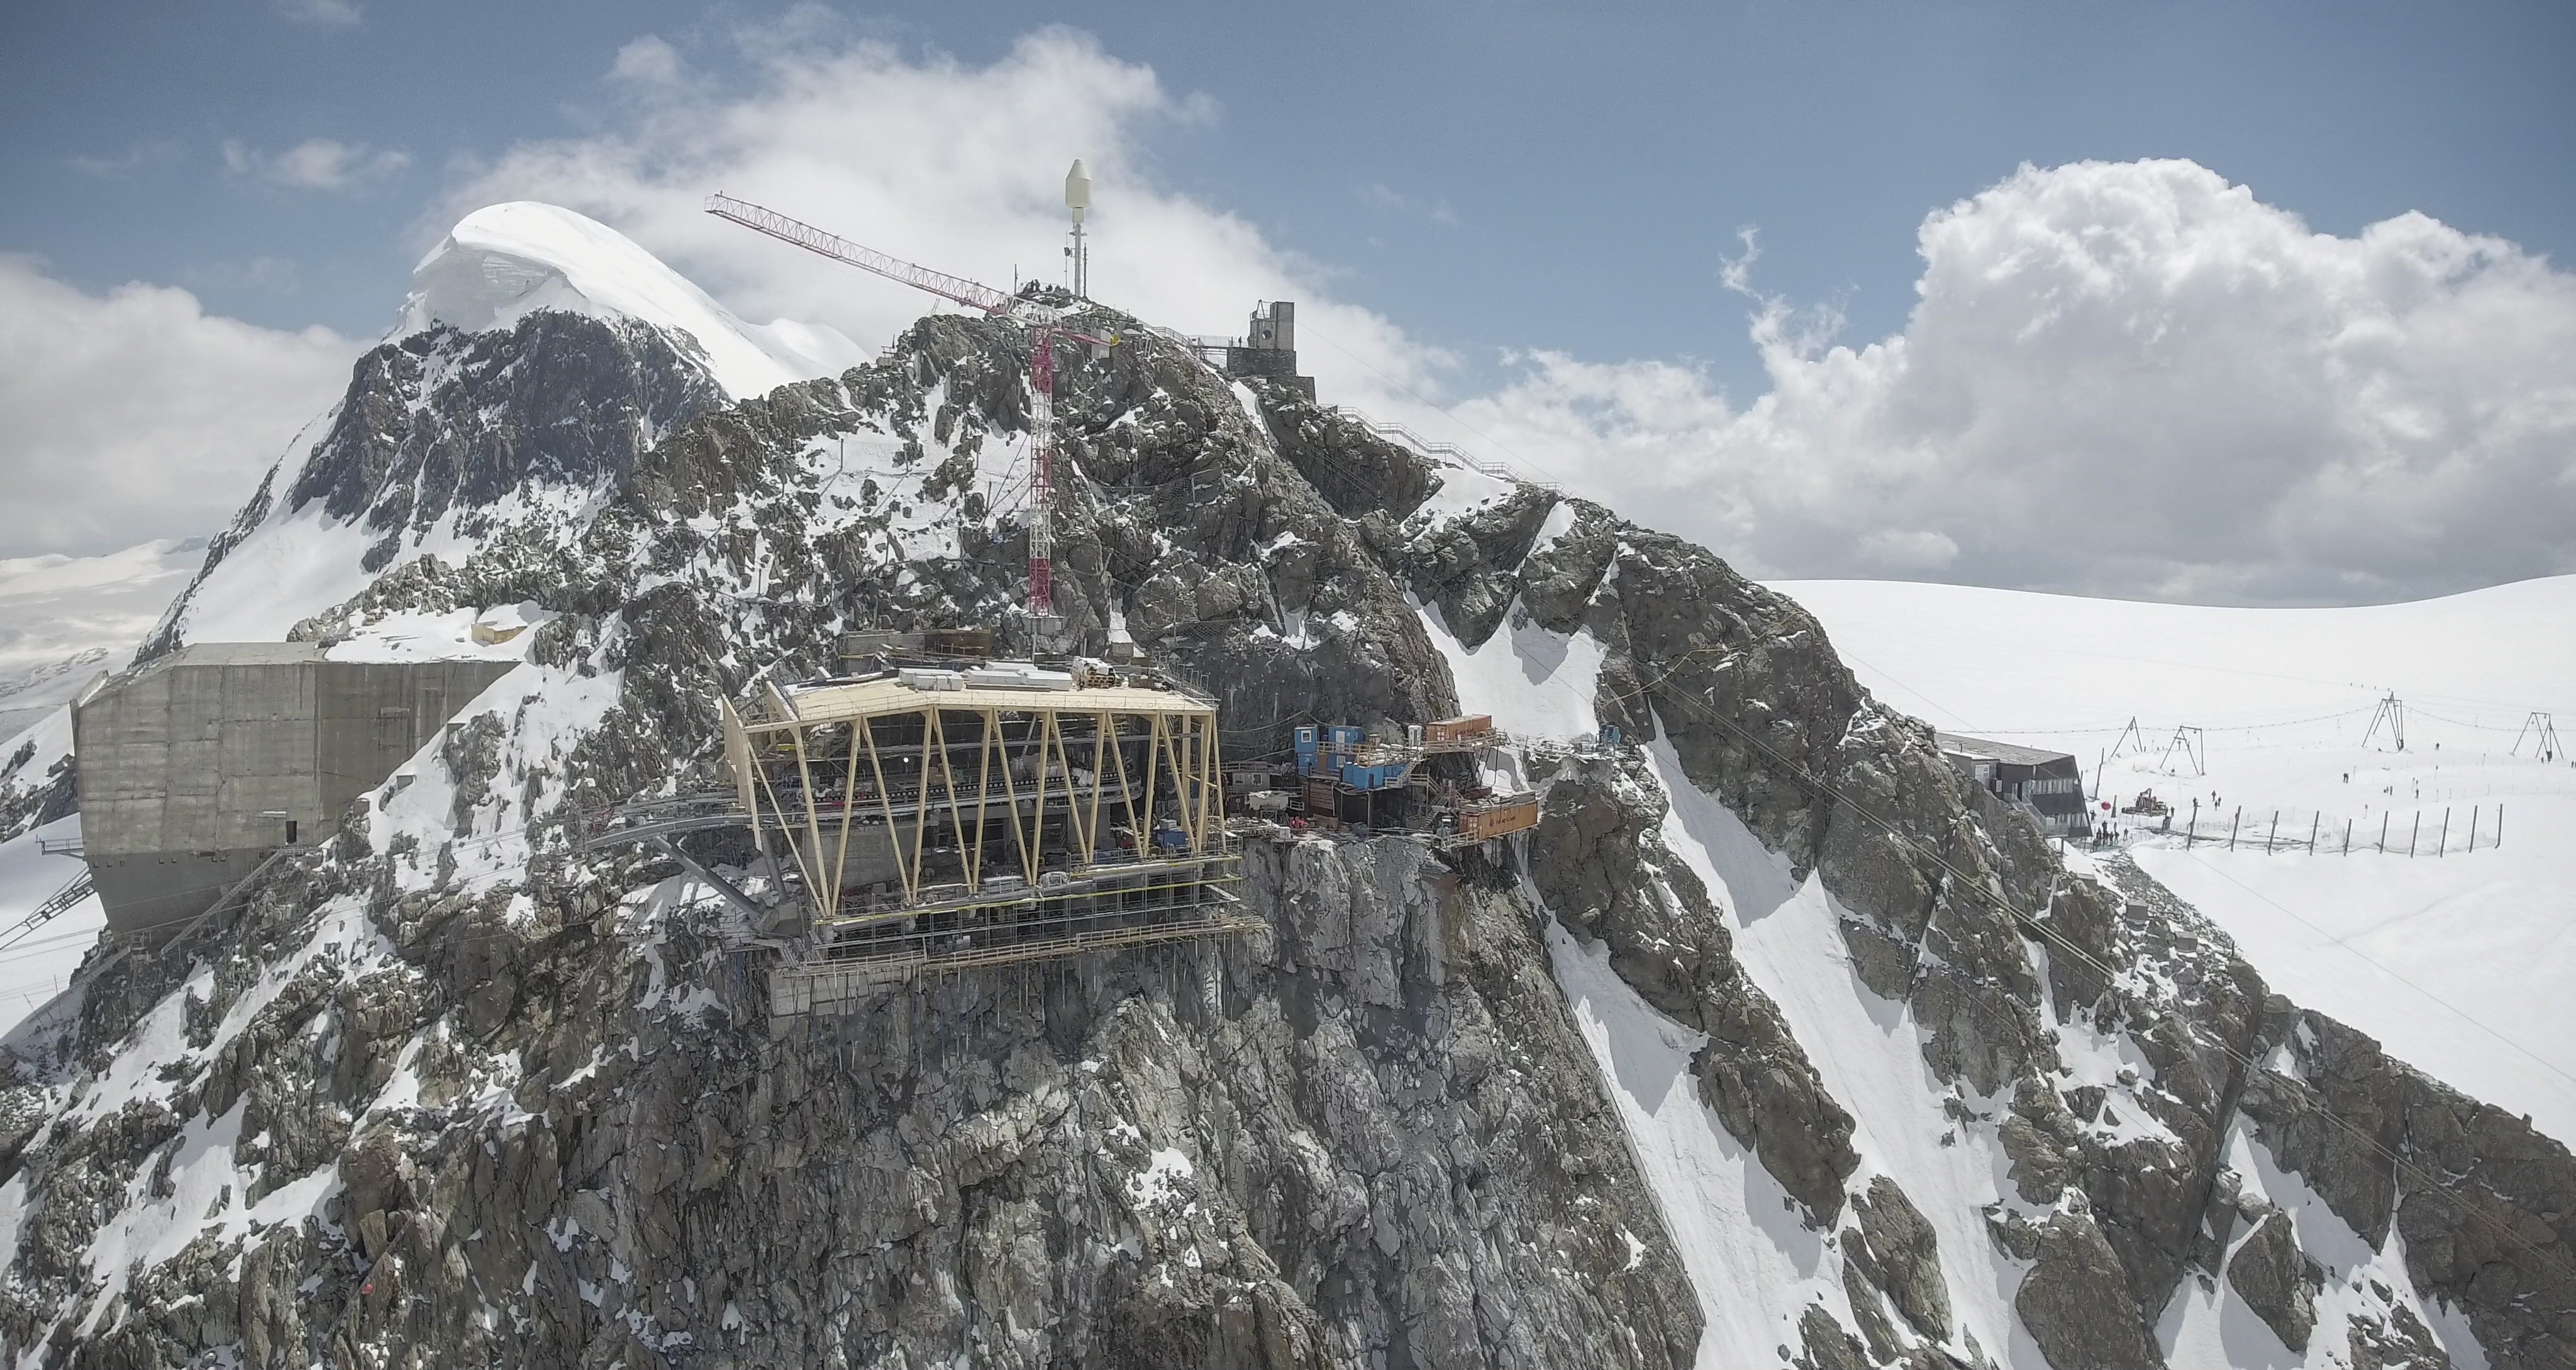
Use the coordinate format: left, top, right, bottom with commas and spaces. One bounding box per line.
0, 205, 2566, 1369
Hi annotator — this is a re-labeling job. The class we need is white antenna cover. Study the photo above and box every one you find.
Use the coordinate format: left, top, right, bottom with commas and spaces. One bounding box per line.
1065, 159, 1091, 223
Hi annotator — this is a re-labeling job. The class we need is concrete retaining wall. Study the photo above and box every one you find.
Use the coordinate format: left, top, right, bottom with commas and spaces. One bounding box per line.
74, 643, 516, 933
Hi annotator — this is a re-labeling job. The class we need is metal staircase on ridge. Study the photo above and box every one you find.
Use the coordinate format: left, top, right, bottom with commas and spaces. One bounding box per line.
1336, 411, 1561, 493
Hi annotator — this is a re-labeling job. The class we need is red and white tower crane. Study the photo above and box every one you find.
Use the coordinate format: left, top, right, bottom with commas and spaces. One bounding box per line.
704, 191, 1111, 640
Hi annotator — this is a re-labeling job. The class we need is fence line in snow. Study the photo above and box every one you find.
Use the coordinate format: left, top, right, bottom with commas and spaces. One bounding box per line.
2088, 801, 2508, 857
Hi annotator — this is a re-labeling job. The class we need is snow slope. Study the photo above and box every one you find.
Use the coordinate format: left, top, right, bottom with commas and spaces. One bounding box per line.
0, 816, 102, 1041
1770, 575, 2576, 1145
402, 201, 863, 402
0, 538, 203, 745
163, 203, 867, 653
1420, 579, 2498, 1366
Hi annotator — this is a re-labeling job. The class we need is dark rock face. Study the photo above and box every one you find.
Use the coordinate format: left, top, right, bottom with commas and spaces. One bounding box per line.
138, 312, 726, 664
2238, 1001, 2576, 1370
2015, 1210, 2166, 1370
2226, 1211, 2322, 1352
287, 316, 723, 535
0, 754, 75, 845
1531, 756, 1858, 1223
1246, 382, 1436, 524
1848, 1176, 1953, 1342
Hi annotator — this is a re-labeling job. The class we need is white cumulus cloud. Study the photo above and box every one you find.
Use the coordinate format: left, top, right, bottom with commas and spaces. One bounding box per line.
608, 35, 685, 86
0, 257, 359, 557
277, 0, 361, 27
31, 26, 2562, 604
224, 137, 412, 192
1460, 160, 2576, 604
430, 26, 1454, 418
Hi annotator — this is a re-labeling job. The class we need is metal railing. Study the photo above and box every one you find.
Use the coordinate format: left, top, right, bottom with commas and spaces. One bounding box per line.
1334, 411, 1562, 493
2086, 801, 2510, 856
0, 869, 96, 955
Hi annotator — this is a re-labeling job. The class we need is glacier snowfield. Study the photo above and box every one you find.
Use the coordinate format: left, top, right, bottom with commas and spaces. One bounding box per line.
1770, 574, 2576, 1146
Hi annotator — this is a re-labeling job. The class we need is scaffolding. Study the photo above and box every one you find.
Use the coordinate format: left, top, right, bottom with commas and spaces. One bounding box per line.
719, 665, 1255, 995
1284, 716, 1541, 842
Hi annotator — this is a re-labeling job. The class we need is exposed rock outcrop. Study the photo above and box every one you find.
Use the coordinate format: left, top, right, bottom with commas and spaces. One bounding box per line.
2225, 1211, 2323, 1353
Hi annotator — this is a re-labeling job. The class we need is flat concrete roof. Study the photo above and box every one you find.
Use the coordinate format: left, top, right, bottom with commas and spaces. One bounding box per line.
1936, 732, 2076, 767
155, 642, 330, 667
753, 676, 1213, 732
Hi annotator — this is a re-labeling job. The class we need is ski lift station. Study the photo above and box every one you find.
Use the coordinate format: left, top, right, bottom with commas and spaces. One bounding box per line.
1936, 732, 2092, 838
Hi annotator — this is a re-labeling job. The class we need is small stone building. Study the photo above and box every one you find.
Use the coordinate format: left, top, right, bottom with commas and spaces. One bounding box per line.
1224, 301, 1315, 399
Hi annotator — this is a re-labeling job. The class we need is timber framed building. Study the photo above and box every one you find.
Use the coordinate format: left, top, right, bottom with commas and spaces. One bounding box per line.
720, 662, 1255, 1003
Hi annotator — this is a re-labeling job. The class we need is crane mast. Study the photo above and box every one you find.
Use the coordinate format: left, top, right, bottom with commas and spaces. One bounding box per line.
704, 192, 1108, 637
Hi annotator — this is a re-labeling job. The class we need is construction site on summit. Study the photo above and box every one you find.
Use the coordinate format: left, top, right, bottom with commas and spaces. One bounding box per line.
25, 165, 1560, 1029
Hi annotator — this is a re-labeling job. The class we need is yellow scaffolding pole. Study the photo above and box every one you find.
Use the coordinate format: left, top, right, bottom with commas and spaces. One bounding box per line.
1084, 710, 1109, 871
860, 717, 909, 905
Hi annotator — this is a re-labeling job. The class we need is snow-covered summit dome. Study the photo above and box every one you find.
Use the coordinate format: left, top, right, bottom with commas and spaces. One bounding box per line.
401, 201, 862, 401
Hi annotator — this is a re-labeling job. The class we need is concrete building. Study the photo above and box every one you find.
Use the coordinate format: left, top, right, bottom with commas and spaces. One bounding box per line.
1224, 301, 1315, 399
1936, 732, 2091, 838
74, 643, 515, 934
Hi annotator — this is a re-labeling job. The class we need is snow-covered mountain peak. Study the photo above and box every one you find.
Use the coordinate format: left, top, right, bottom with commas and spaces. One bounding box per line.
401, 201, 860, 401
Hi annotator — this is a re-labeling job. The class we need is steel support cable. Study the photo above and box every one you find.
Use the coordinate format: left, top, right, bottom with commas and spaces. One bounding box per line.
1950, 705, 2375, 738
2162, 851, 2576, 1090
2409, 704, 2573, 735
1592, 643, 2576, 1287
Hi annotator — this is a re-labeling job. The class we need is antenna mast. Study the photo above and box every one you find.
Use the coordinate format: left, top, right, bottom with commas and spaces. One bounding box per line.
1065, 159, 1091, 299
705, 191, 1113, 643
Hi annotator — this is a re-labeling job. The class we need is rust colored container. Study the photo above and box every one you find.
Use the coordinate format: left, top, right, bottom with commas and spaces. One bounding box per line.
1456, 793, 1539, 841
1423, 714, 1494, 745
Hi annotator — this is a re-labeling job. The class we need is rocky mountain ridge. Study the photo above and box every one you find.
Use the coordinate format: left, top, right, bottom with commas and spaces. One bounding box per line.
0, 208, 2565, 1369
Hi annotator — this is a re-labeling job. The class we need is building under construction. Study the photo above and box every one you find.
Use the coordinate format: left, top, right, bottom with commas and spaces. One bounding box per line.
719, 657, 1258, 1016
1282, 715, 1541, 845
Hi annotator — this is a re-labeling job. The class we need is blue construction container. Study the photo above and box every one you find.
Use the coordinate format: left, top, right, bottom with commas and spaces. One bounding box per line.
1338, 760, 1413, 791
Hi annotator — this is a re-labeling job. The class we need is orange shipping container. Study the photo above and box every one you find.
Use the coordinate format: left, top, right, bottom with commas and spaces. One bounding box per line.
1457, 793, 1539, 840
1424, 715, 1494, 745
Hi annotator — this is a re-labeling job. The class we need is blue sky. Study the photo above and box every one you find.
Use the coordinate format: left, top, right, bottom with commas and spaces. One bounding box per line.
9, 0, 2570, 399
2, 1, 2572, 602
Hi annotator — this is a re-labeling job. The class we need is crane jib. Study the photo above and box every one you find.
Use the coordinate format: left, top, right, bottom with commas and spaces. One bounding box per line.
702, 193, 1014, 316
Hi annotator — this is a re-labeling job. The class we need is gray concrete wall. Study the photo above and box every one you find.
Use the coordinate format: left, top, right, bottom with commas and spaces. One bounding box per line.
314, 660, 514, 821
74, 645, 516, 933
87, 848, 273, 937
